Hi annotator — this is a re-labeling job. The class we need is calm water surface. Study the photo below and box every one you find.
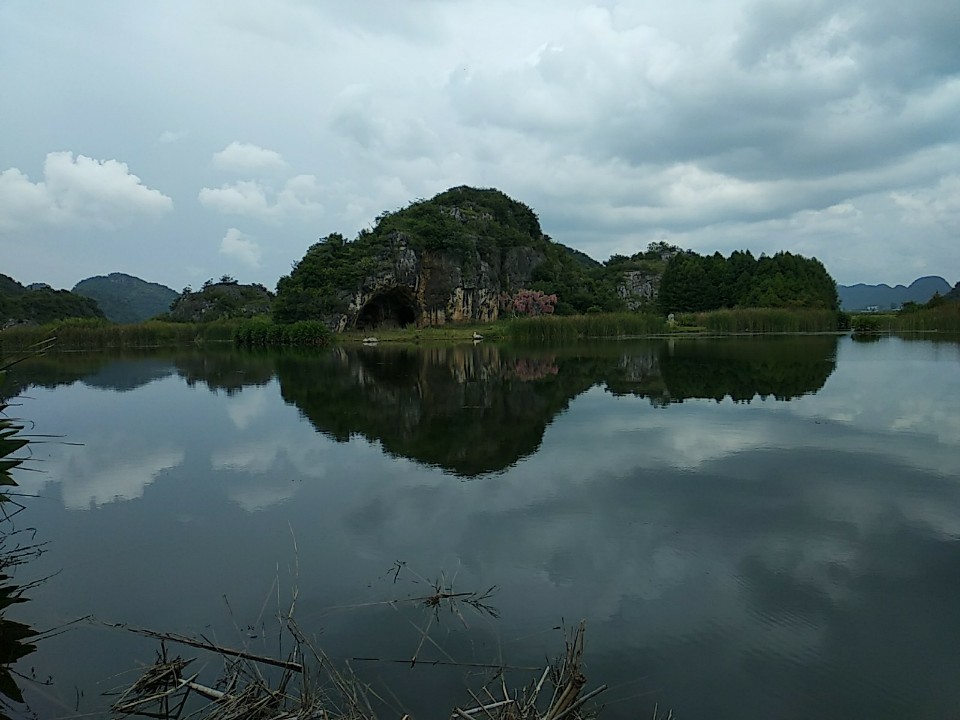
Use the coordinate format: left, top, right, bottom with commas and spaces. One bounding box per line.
6, 335, 960, 719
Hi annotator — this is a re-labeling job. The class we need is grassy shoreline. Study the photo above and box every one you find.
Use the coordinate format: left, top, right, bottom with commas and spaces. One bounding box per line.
3, 307, 957, 352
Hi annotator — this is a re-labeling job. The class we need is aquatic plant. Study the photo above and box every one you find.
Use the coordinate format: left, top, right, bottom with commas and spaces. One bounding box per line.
0, 319, 238, 352
0, 347, 49, 715
233, 319, 333, 347
889, 303, 960, 333
110, 563, 608, 720
694, 308, 840, 333
507, 313, 667, 342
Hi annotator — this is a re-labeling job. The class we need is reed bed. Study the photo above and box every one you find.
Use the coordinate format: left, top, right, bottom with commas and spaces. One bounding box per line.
233, 319, 333, 347
507, 313, 667, 342
688, 308, 840, 334
889, 304, 960, 333
0, 319, 237, 352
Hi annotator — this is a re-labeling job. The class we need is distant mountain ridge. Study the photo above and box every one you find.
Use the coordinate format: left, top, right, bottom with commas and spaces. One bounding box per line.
837, 276, 952, 311
73, 273, 178, 323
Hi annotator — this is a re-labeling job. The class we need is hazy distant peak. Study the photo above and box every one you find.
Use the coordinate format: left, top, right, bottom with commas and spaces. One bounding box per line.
838, 276, 951, 310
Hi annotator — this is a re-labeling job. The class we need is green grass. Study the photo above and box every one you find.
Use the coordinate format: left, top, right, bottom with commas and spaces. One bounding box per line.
684, 308, 841, 334
233, 319, 332, 347
888, 304, 960, 333
0, 318, 238, 352
507, 313, 667, 342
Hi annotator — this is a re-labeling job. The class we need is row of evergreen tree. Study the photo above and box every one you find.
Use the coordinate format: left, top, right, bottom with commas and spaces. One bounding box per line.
658, 250, 839, 313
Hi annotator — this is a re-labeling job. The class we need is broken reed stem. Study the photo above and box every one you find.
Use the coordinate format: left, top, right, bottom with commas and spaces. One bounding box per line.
112, 623, 304, 673
110, 571, 611, 720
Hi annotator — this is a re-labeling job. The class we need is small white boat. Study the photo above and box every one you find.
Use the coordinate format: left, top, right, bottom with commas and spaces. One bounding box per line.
362, 336, 379, 344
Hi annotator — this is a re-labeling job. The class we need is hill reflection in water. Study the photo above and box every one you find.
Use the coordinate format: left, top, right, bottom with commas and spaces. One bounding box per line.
276, 336, 838, 475
6, 336, 839, 477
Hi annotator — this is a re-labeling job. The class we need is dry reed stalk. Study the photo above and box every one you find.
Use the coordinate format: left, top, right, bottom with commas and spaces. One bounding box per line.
108, 566, 609, 720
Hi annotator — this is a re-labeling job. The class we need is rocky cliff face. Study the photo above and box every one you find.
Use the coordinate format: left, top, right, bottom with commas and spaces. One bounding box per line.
330, 233, 545, 331
617, 269, 661, 310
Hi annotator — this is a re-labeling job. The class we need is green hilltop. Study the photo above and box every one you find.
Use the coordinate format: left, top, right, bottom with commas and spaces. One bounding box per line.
73, 273, 179, 324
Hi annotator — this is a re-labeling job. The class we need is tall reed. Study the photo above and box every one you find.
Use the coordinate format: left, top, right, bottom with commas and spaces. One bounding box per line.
0, 319, 238, 352
694, 308, 840, 333
889, 304, 960, 333
233, 319, 332, 347
507, 313, 667, 342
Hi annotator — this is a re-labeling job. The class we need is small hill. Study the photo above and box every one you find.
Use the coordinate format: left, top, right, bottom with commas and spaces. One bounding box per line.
73, 273, 179, 323
838, 276, 951, 311
167, 279, 273, 323
0, 273, 104, 326
274, 186, 626, 329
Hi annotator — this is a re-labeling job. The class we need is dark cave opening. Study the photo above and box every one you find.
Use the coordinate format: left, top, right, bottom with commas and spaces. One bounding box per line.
356, 288, 418, 330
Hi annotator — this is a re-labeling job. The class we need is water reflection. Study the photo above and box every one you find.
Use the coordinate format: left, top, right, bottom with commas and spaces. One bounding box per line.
6, 337, 840, 477
275, 336, 838, 475
6, 336, 960, 720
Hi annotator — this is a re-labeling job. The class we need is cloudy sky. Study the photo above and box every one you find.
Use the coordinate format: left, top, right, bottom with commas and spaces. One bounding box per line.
1, 1, 958, 291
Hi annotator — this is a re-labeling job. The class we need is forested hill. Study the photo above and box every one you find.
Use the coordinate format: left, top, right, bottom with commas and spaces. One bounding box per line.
73, 273, 179, 323
0, 273, 104, 326
165, 278, 273, 323
273, 185, 632, 326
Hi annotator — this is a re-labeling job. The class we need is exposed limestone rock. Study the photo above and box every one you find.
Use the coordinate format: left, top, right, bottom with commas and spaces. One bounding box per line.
617, 270, 661, 310
334, 232, 544, 330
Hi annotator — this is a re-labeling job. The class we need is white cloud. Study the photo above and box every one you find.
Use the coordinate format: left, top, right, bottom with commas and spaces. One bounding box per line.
3, 0, 960, 288
891, 174, 960, 227
199, 175, 324, 221
158, 129, 188, 144
213, 141, 289, 173
0, 151, 172, 231
219, 227, 262, 268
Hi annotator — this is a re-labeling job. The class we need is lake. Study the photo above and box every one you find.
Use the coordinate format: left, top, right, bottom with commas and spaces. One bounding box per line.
5, 334, 960, 719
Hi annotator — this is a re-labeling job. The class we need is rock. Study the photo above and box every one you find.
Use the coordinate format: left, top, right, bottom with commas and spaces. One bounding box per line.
617, 270, 661, 310
342, 232, 539, 330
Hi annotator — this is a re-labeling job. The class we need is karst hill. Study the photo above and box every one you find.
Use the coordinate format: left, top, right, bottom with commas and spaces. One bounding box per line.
273, 186, 630, 331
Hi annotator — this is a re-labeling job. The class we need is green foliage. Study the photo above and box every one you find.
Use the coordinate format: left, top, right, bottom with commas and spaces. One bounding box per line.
0, 319, 238, 352
0, 360, 43, 710
0, 273, 105, 325
274, 236, 371, 323
850, 315, 883, 332
658, 250, 838, 313
696, 308, 842, 333
168, 282, 273, 323
72, 273, 178, 323
234, 319, 332, 347
889, 303, 960, 333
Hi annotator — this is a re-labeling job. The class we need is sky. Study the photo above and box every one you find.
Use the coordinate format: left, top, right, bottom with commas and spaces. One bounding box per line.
1, 0, 958, 291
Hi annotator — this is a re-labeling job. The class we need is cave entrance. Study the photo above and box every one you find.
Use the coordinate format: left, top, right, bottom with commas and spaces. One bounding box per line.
356, 287, 418, 330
